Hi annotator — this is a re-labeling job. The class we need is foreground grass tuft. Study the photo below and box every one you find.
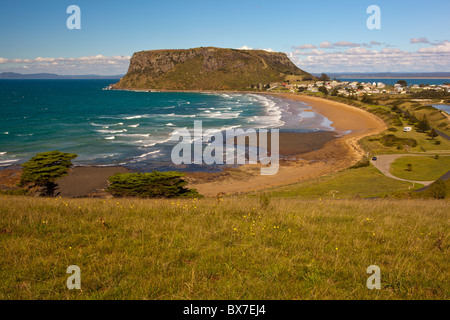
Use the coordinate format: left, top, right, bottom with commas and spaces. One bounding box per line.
0, 196, 448, 299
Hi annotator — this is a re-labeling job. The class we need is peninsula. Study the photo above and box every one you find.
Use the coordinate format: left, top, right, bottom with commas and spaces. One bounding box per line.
113, 47, 314, 91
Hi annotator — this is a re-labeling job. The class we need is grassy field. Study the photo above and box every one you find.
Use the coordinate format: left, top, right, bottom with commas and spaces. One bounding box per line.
0, 195, 448, 300
360, 126, 450, 154
250, 166, 423, 199
390, 156, 450, 181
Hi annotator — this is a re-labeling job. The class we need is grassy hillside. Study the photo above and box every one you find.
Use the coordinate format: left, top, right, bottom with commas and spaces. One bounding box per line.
250, 166, 423, 199
0, 196, 448, 299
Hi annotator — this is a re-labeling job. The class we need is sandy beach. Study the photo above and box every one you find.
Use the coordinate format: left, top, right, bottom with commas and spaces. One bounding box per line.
56, 166, 130, 197
188, 93, 387, 196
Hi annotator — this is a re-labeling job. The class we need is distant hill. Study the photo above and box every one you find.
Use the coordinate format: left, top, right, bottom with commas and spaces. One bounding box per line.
0, 72, 124, 79
113, 47, 314, 91
315, 72, 450, 79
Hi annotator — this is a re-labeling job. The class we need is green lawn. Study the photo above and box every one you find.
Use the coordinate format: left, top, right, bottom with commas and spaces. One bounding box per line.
250, 166, 423, 199
390, 156, 450, 181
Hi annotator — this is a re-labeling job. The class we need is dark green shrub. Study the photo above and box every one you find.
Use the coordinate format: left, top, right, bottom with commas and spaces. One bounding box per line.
107, 171, 201, 198
318, 86, 328, 95
381, 134, 417, 148
361, 94, 374, 104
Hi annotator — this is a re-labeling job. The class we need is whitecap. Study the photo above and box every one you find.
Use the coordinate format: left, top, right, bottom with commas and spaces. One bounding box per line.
201, 111, 241, 119
128, 150, 163, 163
105, 136, 115, 140
116, 133, 151, 138
128, 124, 140, 128
164, 113, 196, 118
96, 129, 127, 134
0, 159, 20, 165
124, 115, 142, 120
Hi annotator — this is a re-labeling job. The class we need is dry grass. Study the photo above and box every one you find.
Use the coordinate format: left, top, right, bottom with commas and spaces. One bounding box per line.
0, 195, 448, 300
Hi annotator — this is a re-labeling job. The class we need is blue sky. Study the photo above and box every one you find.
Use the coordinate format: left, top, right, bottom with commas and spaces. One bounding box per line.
0, 0, 449, 74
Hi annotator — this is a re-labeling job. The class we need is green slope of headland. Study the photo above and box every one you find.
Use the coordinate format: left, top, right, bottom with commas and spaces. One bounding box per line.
114, 47, 314, 90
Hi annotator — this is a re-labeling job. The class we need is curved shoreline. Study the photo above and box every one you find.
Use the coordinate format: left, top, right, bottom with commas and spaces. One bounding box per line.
1, 92, 387, 198
190, 93, 387, 196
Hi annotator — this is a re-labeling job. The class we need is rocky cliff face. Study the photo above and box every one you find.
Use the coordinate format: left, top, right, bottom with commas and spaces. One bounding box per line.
113, 47, 313, 90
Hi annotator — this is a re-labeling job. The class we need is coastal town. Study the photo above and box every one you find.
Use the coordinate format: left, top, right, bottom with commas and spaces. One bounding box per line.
271, 79, 450, 96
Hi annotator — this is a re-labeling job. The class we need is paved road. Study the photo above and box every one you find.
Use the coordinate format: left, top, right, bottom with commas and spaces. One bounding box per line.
435, 127, 450, 141
370, 154, 445, 186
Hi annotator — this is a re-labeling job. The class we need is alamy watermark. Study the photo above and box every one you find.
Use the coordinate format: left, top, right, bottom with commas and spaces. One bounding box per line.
170, 121, 279, 175
66, 5, 81, 30
367, 5, 381, 30
66, 265, 81, 289
366, 265, 381, 289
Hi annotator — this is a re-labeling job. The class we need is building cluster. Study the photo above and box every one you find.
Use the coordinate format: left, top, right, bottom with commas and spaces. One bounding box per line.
269, 80, 450, 96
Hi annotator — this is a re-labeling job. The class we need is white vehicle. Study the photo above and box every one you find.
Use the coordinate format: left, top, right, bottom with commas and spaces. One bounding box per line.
403, 127, 412, 132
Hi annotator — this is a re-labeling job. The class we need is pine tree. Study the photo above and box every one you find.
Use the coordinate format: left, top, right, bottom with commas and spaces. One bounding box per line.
428, 128, 438, 140
20, 151, 78, 196
416, 115, 430, 132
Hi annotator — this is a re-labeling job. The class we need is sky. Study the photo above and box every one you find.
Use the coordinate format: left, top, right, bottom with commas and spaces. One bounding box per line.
0, 0, 449, 75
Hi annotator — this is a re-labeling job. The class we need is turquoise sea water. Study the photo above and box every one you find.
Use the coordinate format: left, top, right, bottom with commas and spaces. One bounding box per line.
0, 80, 332, 172
432, 105, 450, 113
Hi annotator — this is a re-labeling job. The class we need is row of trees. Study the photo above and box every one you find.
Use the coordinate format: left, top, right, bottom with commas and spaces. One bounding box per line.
20, 151, 200, 198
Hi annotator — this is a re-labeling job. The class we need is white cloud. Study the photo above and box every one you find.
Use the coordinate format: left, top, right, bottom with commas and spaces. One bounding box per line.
418, 41, 450, 53
294, 49, 326, 56
381, 48, 406, 54
410, 37, 429, 44
289, 41, 450, 72
0, 55, 131, 75
292, 44, 317, 50
344, 47, 376, 55
237, 45, 253, 50
319, 41, 333, 48
333, 41, 360, 48
237, 45, 275, 52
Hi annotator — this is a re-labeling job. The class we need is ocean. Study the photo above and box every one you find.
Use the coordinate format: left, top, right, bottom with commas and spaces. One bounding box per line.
0, 80, 332, 172
432, 105, 450, 113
